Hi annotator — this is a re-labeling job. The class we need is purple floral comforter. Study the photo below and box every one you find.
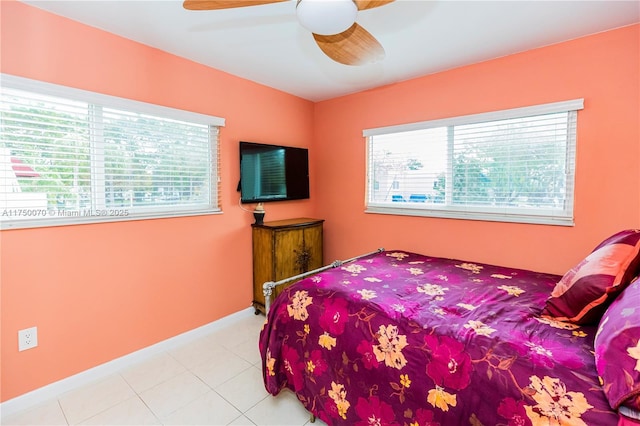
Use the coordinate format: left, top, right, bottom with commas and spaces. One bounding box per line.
259, 250, 619, 426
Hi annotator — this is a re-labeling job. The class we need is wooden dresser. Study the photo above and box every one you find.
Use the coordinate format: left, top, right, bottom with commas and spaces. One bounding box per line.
252, 217, 324, 314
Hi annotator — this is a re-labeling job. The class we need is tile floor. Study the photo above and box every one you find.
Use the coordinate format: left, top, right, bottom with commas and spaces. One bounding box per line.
1, 311, 328, 426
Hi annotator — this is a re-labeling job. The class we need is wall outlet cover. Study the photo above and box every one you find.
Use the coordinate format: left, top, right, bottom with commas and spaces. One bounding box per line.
18, 327, 38, 351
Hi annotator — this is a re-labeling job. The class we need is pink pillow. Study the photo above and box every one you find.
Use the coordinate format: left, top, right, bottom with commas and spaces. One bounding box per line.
541, 229, 640, 325
594, 277, 640, 412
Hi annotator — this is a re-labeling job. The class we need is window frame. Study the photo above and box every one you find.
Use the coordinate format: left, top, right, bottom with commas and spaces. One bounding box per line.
363, 99, 584, 226
1, 74, 225, 230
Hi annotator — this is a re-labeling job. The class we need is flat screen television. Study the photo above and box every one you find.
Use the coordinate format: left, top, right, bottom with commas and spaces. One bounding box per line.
239, 141, 310, 204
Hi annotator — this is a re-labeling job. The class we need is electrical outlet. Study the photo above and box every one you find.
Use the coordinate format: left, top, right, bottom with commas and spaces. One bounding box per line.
18, 327, 38, 351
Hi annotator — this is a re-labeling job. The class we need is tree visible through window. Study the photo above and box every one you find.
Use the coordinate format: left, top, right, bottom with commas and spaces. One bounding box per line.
0, 75, 224, 229
364, 100, 582, 225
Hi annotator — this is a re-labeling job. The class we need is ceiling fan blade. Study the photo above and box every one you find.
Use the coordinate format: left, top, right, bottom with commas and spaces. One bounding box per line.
353, 0, 395, 11
313, 23, 385, 66
183, 0, 288, 11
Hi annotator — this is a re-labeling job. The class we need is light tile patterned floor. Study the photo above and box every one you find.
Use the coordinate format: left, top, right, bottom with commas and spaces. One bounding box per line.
1, 312, 328, 426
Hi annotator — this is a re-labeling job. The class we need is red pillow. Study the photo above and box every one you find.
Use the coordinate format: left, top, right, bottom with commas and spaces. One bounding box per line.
541, 229, 640, 325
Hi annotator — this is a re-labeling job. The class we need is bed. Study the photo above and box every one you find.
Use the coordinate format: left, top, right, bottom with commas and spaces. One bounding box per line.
259, 230, 640, 426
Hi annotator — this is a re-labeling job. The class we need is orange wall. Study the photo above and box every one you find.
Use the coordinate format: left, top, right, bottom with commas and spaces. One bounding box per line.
0, 1, 316, 401
314, 24, 640, 275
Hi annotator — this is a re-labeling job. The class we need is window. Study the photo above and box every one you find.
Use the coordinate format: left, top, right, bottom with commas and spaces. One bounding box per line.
364, 100, 583, 225
1, 75, 224, 229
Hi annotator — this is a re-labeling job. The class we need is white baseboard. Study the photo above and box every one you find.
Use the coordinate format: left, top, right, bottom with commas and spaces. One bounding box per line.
0, 307, 255, 418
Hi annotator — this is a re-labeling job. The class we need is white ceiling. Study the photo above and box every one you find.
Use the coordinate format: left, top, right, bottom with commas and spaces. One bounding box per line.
22, 0, 640, 102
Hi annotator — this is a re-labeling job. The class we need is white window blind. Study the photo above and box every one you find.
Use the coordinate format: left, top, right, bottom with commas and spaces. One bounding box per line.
363, 100, 583, 226
0, 75, 224, 229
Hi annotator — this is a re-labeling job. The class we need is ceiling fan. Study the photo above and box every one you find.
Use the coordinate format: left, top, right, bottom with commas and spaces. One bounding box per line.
182, 0, 395, 66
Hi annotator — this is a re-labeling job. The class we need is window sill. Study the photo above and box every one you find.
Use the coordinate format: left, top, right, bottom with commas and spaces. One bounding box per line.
0, 209, 222, 230
365, 205, 574, 227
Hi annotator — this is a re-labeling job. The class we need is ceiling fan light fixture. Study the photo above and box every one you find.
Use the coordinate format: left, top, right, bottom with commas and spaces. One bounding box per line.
296, 0, 358, 36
